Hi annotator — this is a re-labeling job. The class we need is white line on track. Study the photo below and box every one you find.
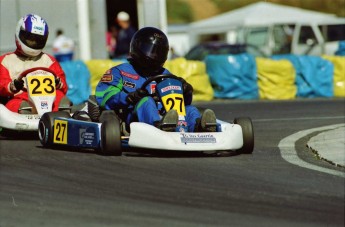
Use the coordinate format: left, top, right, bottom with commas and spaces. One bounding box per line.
278, 124, 345, 178
254, 116, 344, 122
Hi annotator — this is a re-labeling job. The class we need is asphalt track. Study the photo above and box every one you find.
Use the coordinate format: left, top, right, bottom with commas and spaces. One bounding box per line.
1, 98, 344, 227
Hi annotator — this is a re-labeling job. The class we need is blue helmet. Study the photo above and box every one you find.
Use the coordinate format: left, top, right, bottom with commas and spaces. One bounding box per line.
15, 14, 49, 57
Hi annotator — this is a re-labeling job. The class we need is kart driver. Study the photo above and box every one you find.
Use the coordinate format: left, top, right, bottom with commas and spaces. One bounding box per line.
0, 14, 69, 113
95, 26, 217, 132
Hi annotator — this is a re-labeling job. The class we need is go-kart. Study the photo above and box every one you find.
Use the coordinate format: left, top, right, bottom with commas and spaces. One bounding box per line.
0, 67, 71, 133
38, 74, 254, 155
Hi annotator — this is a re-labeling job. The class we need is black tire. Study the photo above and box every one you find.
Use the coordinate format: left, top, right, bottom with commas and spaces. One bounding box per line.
99, 111, 122, 156
38, 111, 71, 147
234, 117, 254, 154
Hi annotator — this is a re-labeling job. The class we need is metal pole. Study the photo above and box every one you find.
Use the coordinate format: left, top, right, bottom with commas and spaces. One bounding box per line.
158, 0, 168, 34
76, 0, 91, 60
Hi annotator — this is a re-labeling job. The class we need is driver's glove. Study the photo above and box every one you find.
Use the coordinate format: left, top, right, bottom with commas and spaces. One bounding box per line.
55, 77, 63, 90
10, 79, 24, 93
126, 88, 149, 105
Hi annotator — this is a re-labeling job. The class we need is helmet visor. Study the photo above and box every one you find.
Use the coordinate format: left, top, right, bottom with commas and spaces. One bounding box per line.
19, 30, 47, 50
137, 41, 168, 62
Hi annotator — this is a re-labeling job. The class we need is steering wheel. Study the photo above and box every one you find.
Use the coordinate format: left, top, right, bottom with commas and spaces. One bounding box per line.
17, 67, 58, 92
140, 74, 180, 91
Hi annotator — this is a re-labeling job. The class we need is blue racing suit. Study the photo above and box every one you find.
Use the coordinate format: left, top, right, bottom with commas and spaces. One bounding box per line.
95, 62, 201, 132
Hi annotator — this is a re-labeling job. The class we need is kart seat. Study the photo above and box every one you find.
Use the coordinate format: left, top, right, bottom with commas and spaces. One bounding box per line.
58, 96, 72, 113
19, 101, 34, 114
87, 95, 101, 122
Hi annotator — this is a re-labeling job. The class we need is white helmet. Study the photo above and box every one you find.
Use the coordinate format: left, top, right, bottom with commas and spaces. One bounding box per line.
15, 14, 49, 57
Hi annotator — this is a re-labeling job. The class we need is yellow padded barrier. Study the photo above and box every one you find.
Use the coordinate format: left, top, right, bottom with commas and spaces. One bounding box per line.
85, 60, 123, 94
322, 55, 345, 97
256, 57, 296, 100
164, 57, 214, 101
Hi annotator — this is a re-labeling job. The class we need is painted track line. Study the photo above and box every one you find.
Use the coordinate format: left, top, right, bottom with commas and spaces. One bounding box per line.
278, 124, 345, 178
254, 116, 344, 122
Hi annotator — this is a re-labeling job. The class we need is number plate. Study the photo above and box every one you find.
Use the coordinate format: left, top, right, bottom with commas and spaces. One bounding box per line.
53, 119, 68, 144
27, 74, 56, 97
161, 93, 186, 116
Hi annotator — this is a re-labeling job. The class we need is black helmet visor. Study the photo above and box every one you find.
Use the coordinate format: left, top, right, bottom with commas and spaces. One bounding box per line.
19, 30, 47, 50
137, 41, 168, 62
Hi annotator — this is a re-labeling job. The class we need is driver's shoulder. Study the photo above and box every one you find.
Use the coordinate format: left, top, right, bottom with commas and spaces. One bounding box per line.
162, 68, 171, 74
40, 53, 56, 64
0, 52, 18, 65
116, 64, 141, 81
115, 62, 133, 71
0, 52, 14, 60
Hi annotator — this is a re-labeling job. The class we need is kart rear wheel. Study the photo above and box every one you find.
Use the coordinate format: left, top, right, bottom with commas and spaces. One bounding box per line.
38, 111, 71, 147
234, 117, 254, 154
99, 111, 122, 156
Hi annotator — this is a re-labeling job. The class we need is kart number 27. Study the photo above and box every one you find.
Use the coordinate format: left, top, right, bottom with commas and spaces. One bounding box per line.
161, 93, 186, 116
53, 120, 68, 144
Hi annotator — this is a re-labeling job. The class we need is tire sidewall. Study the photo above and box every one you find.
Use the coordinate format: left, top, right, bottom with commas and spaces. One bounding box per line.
234, 117, 254, 154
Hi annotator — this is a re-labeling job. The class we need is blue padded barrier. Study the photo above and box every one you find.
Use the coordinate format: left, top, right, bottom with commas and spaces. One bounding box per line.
272, 55, 334, 98
205, 53, 258, 99
60, 60, 91, 105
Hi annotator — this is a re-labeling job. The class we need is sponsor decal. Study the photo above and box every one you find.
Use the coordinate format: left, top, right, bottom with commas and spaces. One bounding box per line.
79, 128, 95, 145
150, 84, 156, 94
28, 70, 51, 76
120, 71, 139, 80
33, 26, 43, 31
25, 115, 40, 120
161, 85, 182, 93
180, 133, 216, 144
101, 74, 113, 82
176, 121, 188, 132
123, 81, 136, 88
41, 101, 48, 109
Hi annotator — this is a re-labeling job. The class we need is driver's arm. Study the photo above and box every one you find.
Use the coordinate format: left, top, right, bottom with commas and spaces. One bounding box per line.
0, 57, 17, 96
95, 68, 129, 110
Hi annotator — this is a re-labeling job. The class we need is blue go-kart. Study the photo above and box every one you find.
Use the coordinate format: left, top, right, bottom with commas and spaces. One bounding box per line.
38, 74, 254, 156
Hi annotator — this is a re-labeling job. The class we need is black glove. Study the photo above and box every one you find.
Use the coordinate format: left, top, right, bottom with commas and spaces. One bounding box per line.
126, 88, 149, 105
55, 77, 62, 89
11, 79, 24, 93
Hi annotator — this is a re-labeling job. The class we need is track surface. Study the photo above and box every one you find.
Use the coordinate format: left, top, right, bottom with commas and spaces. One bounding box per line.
1, 99, 344, 227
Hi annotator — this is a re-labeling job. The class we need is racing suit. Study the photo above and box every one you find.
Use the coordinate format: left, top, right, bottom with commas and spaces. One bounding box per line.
0, 50, 68, 112
95, 63, 201, 132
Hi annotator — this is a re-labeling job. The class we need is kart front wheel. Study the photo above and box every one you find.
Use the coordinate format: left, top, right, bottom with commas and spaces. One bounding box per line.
99, 111, 122, 156
234, 117, 254, 154
38, 111, 71, 147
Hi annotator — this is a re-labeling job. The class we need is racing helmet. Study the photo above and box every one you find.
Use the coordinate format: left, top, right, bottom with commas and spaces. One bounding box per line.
129, 27, 169, 74
15, 14, 49, 57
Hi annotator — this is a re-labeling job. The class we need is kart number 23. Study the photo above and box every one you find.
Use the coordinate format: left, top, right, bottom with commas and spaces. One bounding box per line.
27, 74, 56, 97
53, 120, 68, 144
